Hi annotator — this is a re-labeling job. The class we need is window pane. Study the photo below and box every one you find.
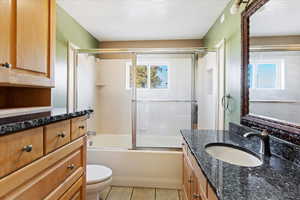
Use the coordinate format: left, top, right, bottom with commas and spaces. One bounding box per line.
130, 65, 148, 88
257, 64, 277, 88
150, 65, 168, 88
248, 64, 253, 88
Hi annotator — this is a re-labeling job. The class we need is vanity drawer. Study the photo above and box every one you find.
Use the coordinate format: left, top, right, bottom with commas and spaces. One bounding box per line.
71, 116, 87, 140
44, 120, 71, 154
59, 177, 83, 200
4, 150, 83, 200
0, 127, 44, 178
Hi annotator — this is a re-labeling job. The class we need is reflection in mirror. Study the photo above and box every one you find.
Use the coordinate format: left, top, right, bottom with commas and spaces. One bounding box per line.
249, 0, 300, 125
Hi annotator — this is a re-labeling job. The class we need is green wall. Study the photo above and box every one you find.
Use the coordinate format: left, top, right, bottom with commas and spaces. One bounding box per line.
53, 5, 99, 109
203, 0, 246, 128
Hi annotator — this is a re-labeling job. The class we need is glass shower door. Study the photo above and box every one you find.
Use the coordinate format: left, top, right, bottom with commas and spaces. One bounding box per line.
134, 54, 195, 148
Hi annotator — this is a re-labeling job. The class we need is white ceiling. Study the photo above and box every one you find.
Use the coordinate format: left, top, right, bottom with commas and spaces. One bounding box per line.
57, 0, 230, 41
250, 0, 300, 36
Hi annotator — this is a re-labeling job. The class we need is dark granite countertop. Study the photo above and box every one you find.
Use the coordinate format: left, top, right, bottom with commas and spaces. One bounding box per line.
0, 109, 93, 136
181, 129, 300, 200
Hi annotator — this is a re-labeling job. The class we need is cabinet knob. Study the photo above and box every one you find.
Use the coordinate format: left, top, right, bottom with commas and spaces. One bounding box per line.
193, 194, 201, 199
57, 132, 66, 138
79, 125, 85, 129
0, 62, 11, 68
67, 164, 75, 170
22, 145, 33, 152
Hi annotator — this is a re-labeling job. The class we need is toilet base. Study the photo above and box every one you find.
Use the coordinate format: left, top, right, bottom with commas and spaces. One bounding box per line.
86, 177, 112, 200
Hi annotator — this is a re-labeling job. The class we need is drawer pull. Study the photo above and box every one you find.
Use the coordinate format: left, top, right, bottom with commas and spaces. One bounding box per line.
57, 132, 66, 138
22, 145, 33, 152
193, 194, 200, 199
79, 125, 85, 129
67, 164, 75, 170
0, 62, 11, 68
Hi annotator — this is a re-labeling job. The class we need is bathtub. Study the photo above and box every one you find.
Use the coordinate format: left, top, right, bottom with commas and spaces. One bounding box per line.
87, 134, 183, 189
87, 133, 183, 149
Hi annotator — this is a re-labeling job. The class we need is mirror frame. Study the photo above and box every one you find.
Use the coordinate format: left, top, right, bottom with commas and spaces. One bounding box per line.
241, 0, 300, 144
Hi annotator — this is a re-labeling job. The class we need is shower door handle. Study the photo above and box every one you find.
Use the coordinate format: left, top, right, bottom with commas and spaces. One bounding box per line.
221, 94, 232, 111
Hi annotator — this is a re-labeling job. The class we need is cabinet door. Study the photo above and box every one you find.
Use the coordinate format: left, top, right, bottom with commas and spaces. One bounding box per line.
12, 0, 55, 87
183, 155, 194, 200
0, 0, 13, 69
16, 0, 48, 73
191, 172, 203, 200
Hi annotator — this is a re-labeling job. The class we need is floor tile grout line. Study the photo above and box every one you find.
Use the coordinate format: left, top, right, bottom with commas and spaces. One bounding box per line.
104, 186, 181, 200
104, 186, 112, 200
130, 187, 134, 200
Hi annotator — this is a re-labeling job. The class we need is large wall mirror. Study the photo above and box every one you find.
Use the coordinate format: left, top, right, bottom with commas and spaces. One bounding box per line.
241, 0, 300, 144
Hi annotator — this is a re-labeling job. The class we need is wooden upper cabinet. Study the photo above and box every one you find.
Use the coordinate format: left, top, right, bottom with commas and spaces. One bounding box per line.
0, 0, 13, 70
16, 0, 49, 74
0, 0, 55, 87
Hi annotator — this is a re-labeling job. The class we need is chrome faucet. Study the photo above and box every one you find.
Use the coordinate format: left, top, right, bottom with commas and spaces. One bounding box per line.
87, 131, 96, 136
243, 129, 271, 156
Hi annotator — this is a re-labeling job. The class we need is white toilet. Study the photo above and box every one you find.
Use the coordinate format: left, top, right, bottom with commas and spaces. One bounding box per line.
86, 164, 112, 200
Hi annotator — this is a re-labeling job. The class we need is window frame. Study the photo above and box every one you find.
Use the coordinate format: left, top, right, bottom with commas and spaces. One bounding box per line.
126, 62, 170, 90
249, 59, 285, 90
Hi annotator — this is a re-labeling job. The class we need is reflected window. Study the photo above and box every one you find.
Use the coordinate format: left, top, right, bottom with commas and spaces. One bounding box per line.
248, 60, 284, 89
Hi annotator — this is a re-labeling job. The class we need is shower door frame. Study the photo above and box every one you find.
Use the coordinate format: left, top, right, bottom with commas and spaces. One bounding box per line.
73, 48, 204, 150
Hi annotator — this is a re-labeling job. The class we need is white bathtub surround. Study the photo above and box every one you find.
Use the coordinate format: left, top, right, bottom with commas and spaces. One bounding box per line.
87, 149, 183, 189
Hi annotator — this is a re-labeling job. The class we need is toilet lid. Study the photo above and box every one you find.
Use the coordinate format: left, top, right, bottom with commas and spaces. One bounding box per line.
87, 165, 112, 185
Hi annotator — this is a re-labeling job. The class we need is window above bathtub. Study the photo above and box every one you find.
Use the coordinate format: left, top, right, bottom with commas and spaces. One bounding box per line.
126, 63, 169, 90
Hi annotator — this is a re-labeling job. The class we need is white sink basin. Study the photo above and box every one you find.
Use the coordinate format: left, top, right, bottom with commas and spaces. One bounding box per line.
205, 143, 262, 167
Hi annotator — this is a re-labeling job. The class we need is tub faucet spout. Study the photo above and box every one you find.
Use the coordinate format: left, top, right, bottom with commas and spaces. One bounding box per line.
87, 131, 96, 136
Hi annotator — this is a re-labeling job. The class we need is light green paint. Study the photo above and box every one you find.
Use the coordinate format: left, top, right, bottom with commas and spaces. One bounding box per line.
203, 0, 246, 129
53, 5, 99, 110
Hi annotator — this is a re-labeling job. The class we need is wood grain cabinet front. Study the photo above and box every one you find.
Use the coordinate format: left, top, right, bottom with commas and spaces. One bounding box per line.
182, 141, 218, 200
44, 120, 71, 154
3, 150, 83, 200
0, 127, 44, 178
0, 0, 13, 80
71, 116, 88, 140
0, 0, 55, 87
0, 118, 88, 200
59, 177, 83, 200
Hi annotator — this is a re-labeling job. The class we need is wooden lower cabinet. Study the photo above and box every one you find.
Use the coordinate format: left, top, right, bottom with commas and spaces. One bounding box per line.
0, 127, 44, 178
59, 177, 83, 200
71, 116, 88, 140
0, 118, 88, 200
182, 141, 218, 200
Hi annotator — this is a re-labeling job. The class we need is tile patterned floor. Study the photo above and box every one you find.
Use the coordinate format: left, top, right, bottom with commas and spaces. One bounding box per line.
99, 186, 182, 200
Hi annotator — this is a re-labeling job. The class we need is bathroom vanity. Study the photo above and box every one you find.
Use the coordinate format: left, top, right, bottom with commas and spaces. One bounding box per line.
181, 125, 300, 200
0, 110, 92, 200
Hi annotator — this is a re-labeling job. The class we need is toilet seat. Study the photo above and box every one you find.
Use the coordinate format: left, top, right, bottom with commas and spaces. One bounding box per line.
87, 165, 112, 185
